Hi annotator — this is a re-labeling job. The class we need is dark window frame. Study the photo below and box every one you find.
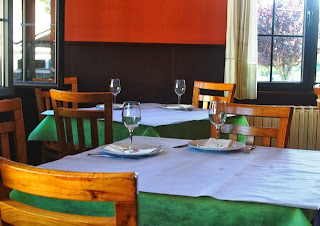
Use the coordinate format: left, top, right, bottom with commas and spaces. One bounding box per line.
0, 0, 64, 97
258, 0, 319, 92
0, 0, 14, 97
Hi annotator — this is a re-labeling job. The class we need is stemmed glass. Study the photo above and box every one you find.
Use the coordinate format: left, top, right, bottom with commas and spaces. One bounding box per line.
110, 78, 121, 104
208, 100, 227, 147
122, 101, 141, 150
174, 79, 186, 106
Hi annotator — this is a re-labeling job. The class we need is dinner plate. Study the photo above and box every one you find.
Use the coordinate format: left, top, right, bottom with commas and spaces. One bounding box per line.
96, 103, 123, 110
161, 104, 195, 111
188, 139, 245, 151
102, 143, 163, 158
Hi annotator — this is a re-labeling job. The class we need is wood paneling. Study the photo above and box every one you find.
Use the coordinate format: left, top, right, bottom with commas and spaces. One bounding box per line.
65, 0, 227, 44
64, 42, 226, 104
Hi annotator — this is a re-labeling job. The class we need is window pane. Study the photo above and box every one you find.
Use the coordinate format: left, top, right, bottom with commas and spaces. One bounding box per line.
13, 0, 56, 83
274, 0, 304, 35
13, 0, 22, 81
34, 0, 55, 81
272, 37, 302, 82
258, 0, 273, 35
258, 36, 272, 82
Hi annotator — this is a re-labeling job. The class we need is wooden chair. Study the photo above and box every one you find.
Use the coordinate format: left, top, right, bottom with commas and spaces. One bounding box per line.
0, 98, 27, 163
192, 81, 236, 109
35, 77, 78, 122
0, 157, 138, 225
211, 103, 294, 148
34, 77, 78, 162
50, 89, 113, 158
314, 84, 320, 108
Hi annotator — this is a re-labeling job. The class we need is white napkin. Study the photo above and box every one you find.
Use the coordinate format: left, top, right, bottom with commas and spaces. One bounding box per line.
103, 144, 158, 155
163, 104, 195, 110
96, 104, 122, 110
204, 138, 233, 149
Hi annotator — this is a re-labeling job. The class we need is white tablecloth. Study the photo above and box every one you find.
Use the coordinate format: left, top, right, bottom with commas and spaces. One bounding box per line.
40, 136, 320, 210
42, 103, 209, 127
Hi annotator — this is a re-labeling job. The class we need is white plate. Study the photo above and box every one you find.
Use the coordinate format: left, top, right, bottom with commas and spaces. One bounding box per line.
188, 139, 245, 151
102, 143, 163, 158
96, 103, 123, 110
161, 104, 195, 111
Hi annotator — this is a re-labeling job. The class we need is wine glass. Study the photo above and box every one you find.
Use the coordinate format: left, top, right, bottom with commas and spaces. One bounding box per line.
110, 78, 121, 104
208, 100, 227, 147
122, 101, 141, 150
174, 79, 186, 106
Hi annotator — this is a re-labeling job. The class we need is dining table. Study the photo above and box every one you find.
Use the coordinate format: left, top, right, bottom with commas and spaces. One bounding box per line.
12, 136, 320, 225
27, 103, 248, 145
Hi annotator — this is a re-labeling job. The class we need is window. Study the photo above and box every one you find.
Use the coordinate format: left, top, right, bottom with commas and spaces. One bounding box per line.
0, 0, 13, 97
0, 0, 64, 95
257, 0, 319, 91
13, 0, 64, 87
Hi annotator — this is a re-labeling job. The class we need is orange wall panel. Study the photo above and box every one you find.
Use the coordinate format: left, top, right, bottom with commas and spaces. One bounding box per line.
65, 0, 227, 44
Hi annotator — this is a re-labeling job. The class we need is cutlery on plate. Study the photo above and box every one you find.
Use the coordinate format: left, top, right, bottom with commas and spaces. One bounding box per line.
87, 153, 139, 159
87, 153, 116, 158
173, 144, 189, 148
243, 145, 256, 153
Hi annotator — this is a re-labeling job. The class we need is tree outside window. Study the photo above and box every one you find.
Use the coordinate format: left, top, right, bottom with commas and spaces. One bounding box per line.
258, 0, 304, 83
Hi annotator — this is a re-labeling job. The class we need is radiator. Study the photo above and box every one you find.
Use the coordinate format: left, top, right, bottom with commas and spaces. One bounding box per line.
246, 106, 320, 150
288, 106, 320, 150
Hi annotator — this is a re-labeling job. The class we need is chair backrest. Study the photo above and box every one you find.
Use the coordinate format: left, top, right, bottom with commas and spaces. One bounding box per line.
34, 77, 78, 122
192, 81, 236, 109
50, 89, 113, 157
314, 84, 320, 108
211, 103, 294, 148
0, 98, 27, 163
0, 157, 138, 225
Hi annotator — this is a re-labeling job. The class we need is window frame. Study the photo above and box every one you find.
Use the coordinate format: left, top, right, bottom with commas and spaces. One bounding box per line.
0, 0, 14, 97
13, 0, 64, 88
0, 0, 64, 97
257, 0, 319, 92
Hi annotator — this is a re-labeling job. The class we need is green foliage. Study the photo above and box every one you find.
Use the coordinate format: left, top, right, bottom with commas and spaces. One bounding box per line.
258, 0, 304, 81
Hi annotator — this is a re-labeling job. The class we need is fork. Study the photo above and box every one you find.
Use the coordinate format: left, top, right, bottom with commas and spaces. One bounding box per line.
243, 144, 256, 153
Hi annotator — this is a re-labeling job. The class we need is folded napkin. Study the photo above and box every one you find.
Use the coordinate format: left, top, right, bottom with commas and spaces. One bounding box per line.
163, 104, 195, 110
204, 138, 233, 149
96, 104, 122, 110
103, 144, 158, 155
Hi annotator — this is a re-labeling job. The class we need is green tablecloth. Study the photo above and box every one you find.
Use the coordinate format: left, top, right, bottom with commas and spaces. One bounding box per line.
28, 115, 247, 144
10, 190, 311, 225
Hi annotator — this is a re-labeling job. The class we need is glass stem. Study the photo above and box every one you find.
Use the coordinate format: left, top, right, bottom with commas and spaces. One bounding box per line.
113, 94, 117, 104
215, 126, 220, 146
178, 95, 181, 105
129, 129, 133, 147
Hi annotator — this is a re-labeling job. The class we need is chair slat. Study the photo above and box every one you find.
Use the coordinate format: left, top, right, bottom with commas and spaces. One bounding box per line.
91, 118, 99, 148
77, 118, 86, 152
0, 121, 16, 134
262, 137, 271, 147
64, 117, 75, 155
192, 81, 236, 109
1, 133, 11, 159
